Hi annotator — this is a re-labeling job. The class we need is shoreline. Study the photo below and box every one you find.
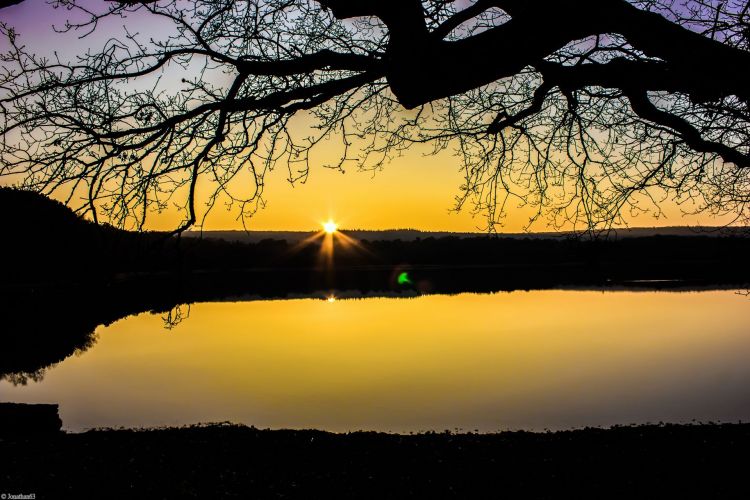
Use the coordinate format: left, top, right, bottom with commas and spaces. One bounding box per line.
51, 418, 750, 435
3, 422, 749, 497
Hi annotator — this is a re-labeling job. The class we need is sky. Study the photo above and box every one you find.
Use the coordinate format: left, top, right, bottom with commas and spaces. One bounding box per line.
0, 0, 737, 232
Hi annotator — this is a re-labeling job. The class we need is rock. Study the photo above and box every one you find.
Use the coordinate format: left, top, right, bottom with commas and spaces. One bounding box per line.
0, 402, 62, 436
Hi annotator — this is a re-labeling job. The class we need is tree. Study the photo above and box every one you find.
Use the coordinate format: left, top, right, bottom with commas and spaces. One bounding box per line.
0, 0, 748, 232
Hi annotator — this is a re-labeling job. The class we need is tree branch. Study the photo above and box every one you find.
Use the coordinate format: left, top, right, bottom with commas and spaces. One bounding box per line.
626, 90, 750, 169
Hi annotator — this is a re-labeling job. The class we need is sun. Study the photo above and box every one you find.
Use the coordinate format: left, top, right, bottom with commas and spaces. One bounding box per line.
322, 220, 338, 234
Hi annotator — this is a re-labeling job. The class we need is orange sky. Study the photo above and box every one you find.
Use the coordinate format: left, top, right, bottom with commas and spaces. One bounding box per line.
1, 139, 735, 233
139, 141, 734, 233
141, 113, 736, 233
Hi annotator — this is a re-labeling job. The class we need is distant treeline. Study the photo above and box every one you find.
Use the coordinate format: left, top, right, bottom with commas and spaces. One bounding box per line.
177, 233, 750, 282
2, 187, 750, 285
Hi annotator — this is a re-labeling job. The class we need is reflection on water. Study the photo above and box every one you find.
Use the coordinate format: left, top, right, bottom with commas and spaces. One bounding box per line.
2, 290, 749, 432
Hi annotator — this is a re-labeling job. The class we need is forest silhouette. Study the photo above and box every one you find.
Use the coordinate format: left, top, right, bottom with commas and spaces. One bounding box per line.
3, 187, 750, 285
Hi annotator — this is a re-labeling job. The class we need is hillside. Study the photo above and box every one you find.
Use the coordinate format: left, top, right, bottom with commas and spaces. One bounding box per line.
0, 188, 172, 283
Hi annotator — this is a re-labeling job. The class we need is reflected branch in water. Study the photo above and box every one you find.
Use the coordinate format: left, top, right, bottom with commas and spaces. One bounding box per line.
163, 304, 192, 331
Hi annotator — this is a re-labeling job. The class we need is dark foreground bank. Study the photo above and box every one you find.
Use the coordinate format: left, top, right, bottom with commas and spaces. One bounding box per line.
2, 423, 748, 499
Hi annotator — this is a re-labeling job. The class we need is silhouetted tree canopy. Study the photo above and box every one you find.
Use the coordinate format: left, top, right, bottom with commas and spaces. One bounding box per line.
1, 0, 749, 231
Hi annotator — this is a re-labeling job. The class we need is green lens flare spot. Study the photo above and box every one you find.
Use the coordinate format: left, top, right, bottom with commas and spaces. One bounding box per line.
397, 272, 412, 285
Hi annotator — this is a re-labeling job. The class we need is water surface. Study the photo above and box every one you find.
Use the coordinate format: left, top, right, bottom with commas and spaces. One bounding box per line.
2, 290, 749, 432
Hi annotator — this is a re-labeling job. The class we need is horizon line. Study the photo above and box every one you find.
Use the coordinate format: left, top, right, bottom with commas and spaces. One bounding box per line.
184, 225, 744, 234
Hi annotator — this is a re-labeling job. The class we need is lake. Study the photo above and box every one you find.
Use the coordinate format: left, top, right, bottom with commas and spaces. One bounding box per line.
2, 289, 749, 432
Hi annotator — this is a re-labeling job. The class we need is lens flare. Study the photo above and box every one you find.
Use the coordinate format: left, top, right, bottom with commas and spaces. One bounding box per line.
397, 272, 412, 285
